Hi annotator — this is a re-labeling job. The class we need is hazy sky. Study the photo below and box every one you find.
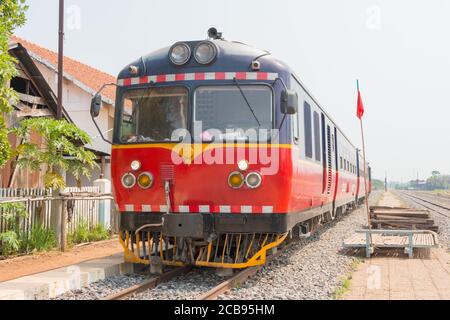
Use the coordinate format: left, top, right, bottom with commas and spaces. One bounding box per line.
15, 0, 450, 182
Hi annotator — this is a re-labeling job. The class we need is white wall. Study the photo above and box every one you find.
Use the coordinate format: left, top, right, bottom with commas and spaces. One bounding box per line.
33, 60, 114, 185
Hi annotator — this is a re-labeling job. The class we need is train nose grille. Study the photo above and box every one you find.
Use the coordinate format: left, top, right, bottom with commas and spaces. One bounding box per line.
160, 163, 175, 183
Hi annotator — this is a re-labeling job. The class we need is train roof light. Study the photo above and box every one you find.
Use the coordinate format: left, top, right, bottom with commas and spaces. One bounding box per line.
194, 41, 217, 65
169, 43, 191, 65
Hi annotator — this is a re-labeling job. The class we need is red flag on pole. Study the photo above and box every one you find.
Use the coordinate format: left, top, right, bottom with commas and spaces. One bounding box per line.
357, 80, 364, 119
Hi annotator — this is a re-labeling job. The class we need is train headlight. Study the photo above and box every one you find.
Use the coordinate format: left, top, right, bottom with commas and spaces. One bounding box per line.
194, 42, 216, 64
238, 160, 249, 171
137, 172, 154, 189
130, 160, 141, 171
169, 43, 191, 65
245, 172, 262, 189
122, 173, 136, 189
228, 172, 244, 189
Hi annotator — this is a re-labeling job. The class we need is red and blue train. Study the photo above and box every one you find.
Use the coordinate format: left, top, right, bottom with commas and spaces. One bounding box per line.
91, 28, 372, 269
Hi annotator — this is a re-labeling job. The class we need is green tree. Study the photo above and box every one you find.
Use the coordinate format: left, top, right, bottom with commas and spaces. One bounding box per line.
371, 179, 385, 190
12, 118, 99, 189
426, 174, 450, 190
0, 0, 27, 167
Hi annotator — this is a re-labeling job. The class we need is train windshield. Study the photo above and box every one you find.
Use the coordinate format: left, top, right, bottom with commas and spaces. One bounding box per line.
193, 85, 272, 142
118, 87, 188, 143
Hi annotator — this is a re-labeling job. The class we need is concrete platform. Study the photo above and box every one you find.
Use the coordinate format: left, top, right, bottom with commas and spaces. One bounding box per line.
342, 249, 450, 300
0, 253, 132, 300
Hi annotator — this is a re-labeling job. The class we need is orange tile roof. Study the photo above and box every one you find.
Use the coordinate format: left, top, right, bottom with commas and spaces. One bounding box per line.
11, 35, 117, 102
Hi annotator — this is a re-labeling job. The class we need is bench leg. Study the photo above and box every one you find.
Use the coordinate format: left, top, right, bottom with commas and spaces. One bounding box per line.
408, 234, 413, 259
365, 233, 372, 258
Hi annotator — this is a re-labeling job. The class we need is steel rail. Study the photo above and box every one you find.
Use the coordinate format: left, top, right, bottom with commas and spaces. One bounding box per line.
101, 265, 192, 300
398, 191, 450, 219
197, 241, 295, 300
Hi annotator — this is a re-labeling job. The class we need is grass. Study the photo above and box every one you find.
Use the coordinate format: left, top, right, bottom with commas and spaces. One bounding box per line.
331, 258, 363, 300
67, 221, 110, 246
22, 224, 56, 252
1, 224, 56, 257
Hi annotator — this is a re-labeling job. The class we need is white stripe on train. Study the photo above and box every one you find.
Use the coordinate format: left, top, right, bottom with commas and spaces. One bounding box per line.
117, 72, 279, 86
122, 204, 274, 214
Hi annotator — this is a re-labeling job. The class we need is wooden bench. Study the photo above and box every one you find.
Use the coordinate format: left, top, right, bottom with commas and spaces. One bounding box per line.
343, 229, 439, 258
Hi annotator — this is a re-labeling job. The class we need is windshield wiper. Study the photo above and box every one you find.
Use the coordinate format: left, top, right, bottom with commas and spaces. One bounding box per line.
233, 78, 261, 128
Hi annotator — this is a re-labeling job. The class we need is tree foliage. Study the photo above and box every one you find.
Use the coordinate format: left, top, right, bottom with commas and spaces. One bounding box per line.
0, 0, 27, 167
371, 179, 385, 190
426, 172, 450, 190
12, 118, 99, 189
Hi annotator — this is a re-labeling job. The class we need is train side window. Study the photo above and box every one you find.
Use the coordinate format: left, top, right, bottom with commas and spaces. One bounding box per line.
304, 102, 313, 158
331, 134, 335, 153
313, 111, 321, 161
340, 156, 343, 169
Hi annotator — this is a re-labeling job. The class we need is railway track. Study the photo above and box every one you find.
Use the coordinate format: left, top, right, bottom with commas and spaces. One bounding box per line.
197, 241, 296, 300
102, 241, 295, 300
101, 266, 192, 300
398, 191, 450, 219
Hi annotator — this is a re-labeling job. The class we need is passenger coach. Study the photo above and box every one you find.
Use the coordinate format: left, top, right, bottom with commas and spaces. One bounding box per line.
91, 28, 372, 269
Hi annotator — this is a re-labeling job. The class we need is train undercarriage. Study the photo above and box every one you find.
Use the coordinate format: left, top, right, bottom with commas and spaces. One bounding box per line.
119, 199, 363, 271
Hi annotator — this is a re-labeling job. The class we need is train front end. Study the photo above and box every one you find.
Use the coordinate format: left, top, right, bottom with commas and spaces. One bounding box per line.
107, 34, 297, 269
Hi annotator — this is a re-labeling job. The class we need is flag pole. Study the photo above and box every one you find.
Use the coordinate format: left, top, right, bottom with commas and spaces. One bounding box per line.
357, 80, 372, 234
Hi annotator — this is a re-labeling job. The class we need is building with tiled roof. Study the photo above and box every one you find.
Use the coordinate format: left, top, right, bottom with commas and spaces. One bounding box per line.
10, 36, 116, 104
2, 36, 116, 188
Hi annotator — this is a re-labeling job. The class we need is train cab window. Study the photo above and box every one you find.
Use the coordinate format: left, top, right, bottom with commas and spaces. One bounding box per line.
313, 111, 321, 161
304, 102, 313, 158
119, 87, 188, 143
193, 85, 272, 142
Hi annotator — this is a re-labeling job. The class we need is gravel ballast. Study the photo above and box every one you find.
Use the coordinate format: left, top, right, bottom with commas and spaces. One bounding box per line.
53, 274, 147, 300
127, 268, 224, 300
219, 191, 382, 300
55, 192, 381, 300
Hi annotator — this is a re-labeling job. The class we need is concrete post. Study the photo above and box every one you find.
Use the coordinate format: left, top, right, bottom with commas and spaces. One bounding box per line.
50, 168, 66, 248
50, 191, 63, 248
94, 177, 111, 229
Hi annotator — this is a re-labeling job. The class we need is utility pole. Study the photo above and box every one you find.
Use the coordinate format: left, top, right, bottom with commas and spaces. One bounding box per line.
385, 170, 387, 192
57, 0, 64, 119
52, 0, 65, 249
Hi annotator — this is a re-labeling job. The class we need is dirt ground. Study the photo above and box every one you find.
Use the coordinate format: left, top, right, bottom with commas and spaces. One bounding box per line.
0, 238, 123, 282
